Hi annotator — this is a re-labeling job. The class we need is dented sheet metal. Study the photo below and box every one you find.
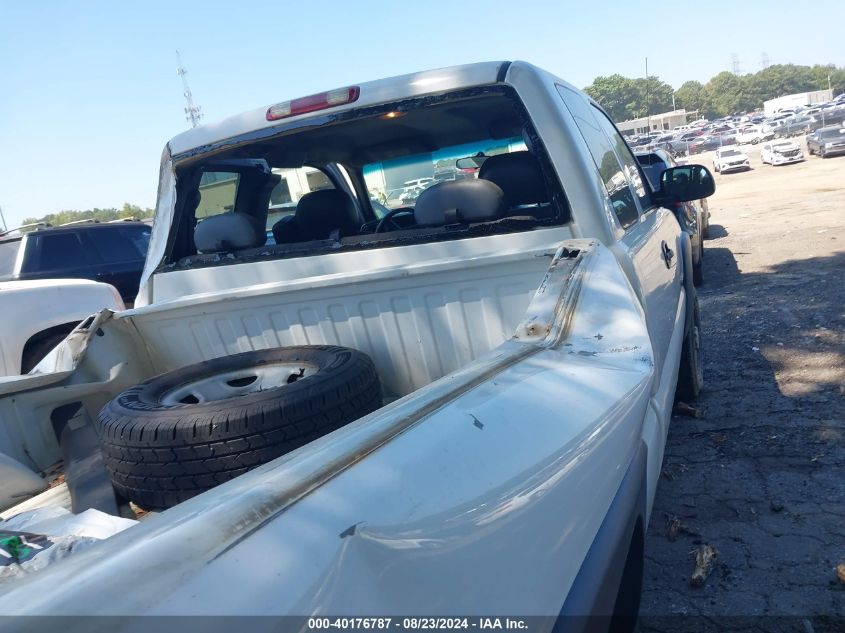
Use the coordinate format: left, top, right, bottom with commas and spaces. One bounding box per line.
0, 309, 157, 473
134, 146, 176, 308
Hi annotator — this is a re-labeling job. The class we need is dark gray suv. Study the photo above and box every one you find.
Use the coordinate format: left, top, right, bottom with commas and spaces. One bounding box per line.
0, 220, 151, 305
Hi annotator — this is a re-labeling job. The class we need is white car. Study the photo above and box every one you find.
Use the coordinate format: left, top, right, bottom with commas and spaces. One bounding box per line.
736, 125, 775, 145
713, 147, 751, 173
760, 141, 804, 166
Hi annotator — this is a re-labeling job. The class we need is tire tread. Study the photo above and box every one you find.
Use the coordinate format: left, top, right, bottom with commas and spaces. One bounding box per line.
96, 346, 382, 509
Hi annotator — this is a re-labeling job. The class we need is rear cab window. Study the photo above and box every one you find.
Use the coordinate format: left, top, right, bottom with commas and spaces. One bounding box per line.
197, 171, 240, 220
363, 138, 527, 213
163, 85, 571, 271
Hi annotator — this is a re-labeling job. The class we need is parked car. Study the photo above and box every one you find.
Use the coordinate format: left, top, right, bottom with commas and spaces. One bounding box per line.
807, 125, 845, 158
637, 149, 708, 285
678, 131, 703, 141
809, 108, 845, 131
688, 134, 734, 154
0, 61, 715, 620
736, 125, 774, 145
775, 116, 814, 138
760, 140, 804, 166
716, 130, 738, 145
0, 220, 151, 305
713, 147, 751, 173
655, 139, 690, 157
709, 124, 733, 134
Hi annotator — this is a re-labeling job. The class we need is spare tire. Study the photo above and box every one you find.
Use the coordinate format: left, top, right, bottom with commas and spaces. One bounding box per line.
96, 346, 381, 510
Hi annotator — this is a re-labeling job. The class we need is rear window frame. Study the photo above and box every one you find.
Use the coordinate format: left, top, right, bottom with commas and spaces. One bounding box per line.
159, 84, 572, 274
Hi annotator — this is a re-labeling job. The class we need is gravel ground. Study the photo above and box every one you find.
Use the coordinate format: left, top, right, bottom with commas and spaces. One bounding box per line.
638, 140, 845, 632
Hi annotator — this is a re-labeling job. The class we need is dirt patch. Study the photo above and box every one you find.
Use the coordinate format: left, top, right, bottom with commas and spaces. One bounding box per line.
639, 140, 845, 627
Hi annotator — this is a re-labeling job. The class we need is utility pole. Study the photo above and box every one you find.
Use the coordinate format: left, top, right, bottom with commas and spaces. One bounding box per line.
176, 50, 203, 128
645, 57, 651, 132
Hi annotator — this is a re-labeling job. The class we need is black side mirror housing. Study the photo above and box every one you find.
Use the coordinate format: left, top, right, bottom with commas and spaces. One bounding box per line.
656, 165, 716, 204
455, 154, 488, 170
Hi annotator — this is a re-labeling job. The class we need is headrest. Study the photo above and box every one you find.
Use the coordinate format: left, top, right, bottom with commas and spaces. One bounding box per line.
294, 189, 359, 240
194, 213, 265, 253
478, 151, 548, 206
272, 214, 304, 244
413, 179, 506, 227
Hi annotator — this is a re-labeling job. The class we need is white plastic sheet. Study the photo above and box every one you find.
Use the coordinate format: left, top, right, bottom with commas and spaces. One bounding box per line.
0, 506, 136, 583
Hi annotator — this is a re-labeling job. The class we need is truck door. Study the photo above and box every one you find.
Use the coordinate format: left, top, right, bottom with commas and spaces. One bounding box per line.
591, 110, 683, 380
556, 86, 682, 382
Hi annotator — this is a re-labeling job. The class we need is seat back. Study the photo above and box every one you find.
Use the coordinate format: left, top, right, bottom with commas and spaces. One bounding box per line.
194, 213, 266, 254
271, 214, 303, 244
413, 179, 505, 227
283, 189, 360, 242
477, 151, 549, 208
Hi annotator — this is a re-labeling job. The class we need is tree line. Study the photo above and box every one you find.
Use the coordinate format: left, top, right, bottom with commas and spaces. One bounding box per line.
18, 203, 154, 231
584, 64, 845, 122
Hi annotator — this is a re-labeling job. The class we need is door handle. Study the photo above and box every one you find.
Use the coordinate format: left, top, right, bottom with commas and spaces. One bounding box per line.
660, 240, 674, 268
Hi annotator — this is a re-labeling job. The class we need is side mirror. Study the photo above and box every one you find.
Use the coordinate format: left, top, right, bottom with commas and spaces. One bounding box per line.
657, 165, 716, 203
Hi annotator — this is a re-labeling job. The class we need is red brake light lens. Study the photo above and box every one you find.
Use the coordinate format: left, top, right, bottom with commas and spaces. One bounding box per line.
266, 86, 360, 121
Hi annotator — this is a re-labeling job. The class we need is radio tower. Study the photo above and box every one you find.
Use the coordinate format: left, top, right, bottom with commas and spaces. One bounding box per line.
176, 50, 203, 128
761, 52, 770, 70
731, 53, 742, 75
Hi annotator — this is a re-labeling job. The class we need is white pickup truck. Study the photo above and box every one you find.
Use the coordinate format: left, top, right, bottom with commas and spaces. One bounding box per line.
0, 61, 714, 623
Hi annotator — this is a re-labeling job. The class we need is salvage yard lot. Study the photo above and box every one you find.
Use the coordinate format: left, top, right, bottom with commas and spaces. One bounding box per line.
640, 141, 845, 625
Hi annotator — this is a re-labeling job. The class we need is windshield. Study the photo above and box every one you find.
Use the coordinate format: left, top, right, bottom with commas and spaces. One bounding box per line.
363, 137, 527, 209
720, 149, 741, 157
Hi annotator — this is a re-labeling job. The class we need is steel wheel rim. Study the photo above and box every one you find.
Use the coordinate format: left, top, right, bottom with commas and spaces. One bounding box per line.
160, 361, 319, 405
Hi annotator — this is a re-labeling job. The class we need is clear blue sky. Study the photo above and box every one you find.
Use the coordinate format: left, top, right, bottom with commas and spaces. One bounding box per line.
1, 1, 842, 228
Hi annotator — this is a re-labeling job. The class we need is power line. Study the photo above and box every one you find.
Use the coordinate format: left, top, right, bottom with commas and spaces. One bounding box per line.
176, 50, 203, 128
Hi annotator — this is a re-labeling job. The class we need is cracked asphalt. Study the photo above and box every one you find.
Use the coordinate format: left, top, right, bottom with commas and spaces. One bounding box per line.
638, 143, 845, 631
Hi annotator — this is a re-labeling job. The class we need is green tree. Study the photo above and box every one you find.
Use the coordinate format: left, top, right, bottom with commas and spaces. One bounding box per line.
20, 204, 154, 231
584, 62, 844, 124
674, 80, 710, 117
584, 74, 641, 121
704, 72, 756, 117
585, 74, 676, 121
633, 76, 675, 116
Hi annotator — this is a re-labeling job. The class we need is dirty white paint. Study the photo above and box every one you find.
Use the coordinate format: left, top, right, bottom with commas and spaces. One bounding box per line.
0, 241, 664, 616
